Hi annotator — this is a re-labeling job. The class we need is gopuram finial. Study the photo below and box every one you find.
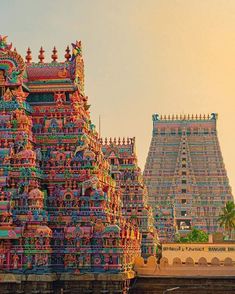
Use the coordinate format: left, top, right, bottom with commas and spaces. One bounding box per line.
51, 46, 58, 62
26, 47, 32, 64
65, 45, 71, 62
38, 46, 45, 63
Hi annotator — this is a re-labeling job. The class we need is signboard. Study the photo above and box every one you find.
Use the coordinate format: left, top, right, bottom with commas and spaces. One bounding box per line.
162, 243, 235, 263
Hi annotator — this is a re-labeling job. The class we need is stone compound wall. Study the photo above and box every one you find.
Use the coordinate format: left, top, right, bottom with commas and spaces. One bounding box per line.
134, 255, 235, 277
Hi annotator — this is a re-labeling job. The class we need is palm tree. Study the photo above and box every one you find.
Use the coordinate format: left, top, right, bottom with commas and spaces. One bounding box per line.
218, 201, 235, 239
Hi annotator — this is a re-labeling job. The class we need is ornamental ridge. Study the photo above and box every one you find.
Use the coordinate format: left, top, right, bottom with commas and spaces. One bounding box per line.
152, 113, 218, 121
101, 137, 135, 145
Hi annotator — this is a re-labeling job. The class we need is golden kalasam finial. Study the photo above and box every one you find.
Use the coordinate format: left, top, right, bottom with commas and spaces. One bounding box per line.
38, 46, 45, 63
64, 45, 71, 62
51, 46, 58, 62
25, 47, 32, 64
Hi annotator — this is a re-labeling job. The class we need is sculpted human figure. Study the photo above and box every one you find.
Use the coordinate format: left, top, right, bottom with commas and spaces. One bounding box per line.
13, 254, 19, 269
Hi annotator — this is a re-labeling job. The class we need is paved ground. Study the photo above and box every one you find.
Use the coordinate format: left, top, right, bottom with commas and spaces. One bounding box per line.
129, 276, 235, 294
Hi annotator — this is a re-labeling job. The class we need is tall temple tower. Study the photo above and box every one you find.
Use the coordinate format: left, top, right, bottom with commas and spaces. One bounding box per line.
102, 137, 159, 259
0, 35, 141, 293
144, 113, 233, 242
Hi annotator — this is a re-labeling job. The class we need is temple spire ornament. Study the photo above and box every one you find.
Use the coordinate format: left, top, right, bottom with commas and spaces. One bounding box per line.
51, 46, 58, 62
0, 35, 12, 52
25, 47, 32, 64
38, 46, 45, 63
71, 40, 82, 61
64, 45, 71, 61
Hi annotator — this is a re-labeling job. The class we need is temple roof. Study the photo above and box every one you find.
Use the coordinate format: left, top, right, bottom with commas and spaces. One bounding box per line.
26, 63, 72, 81
0, 36, 84, 94
24, 62, 76, 93
152, 113, 218, 122
102, 137, 136, 159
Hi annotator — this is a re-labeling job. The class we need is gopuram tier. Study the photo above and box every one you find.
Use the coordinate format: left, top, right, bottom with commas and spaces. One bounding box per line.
0, 35, 141, 293
144, 114, 233, 242
102, 137, 159, 259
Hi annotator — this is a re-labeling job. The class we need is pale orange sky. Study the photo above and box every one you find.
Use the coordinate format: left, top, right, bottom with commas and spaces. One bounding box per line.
1, 0, 235, 195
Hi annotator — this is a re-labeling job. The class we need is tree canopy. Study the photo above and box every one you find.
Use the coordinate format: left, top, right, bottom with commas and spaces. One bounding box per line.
218, 201, 235, 239
177, 228, 209, 243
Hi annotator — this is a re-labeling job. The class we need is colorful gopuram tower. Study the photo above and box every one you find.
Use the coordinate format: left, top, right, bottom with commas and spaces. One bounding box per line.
144, 113, 234, 242
0, 35, 141, 293
102, 137, 159, 259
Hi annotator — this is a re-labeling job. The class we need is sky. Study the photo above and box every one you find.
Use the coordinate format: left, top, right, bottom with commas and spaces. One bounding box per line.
1, 0, 235, 194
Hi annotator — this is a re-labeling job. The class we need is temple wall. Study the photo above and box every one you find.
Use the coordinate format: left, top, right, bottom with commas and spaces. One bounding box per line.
134, 243, 235, 277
